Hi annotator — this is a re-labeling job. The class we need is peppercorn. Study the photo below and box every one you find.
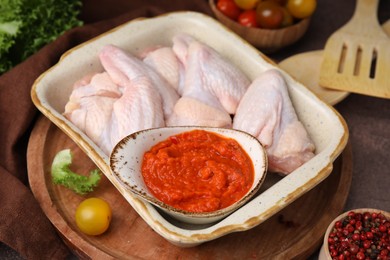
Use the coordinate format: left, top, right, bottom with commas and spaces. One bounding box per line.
326, 211, 390, 259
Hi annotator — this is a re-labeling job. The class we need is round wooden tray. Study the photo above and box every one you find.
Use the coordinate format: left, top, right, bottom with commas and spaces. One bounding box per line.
27, 116, 353, 259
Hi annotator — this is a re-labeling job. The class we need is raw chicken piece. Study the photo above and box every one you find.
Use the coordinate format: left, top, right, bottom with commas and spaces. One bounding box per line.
166, 77, 232, 127
171, 33, 193, 66
64, 72, 122, 153
142, 46, 185, 94
166, 97, 232, 127
64, 69, 165, 155
167, 34, 250, 127
109, 77, 165, 151
99, 44, 179, 120
67, 95, 117, 154
173, 34, 250, 114
233, 69, 315, 175
64, 72, 122, 113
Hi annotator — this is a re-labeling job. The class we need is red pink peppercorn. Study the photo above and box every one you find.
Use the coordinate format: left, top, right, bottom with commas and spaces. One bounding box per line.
327, 211, 390, 260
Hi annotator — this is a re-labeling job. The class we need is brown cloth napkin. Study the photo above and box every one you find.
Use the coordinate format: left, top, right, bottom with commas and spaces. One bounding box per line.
0, 1, 211, 259
0, 0, 389, 259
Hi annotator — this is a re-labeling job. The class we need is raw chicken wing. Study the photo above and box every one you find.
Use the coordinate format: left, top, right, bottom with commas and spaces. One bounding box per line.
142, 46, 185, 94
108, 77, 165, 152
173, 34, 250, 114
64, 72, 122, 153
233, 69, 315, 175
64, 59, 165, 155
99, 44, 179, 120
167, 34, 250, 127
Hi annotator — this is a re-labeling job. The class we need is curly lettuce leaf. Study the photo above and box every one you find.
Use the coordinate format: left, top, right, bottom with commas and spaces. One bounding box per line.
51, 149, 101, 195
0, 0, 83, 74
0, 0, 22, 72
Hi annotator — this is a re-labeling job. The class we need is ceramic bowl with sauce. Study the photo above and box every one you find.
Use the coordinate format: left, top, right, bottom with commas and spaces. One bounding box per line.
110, 126, 268, 225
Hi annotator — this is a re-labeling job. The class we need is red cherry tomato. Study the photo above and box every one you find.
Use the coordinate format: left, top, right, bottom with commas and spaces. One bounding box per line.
217, 0, 241, 20
238, 10, 258, 27
255, 1, 284, 29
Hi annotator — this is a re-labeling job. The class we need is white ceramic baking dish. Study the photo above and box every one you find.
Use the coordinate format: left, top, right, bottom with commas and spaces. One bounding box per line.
31, 11, 348, 247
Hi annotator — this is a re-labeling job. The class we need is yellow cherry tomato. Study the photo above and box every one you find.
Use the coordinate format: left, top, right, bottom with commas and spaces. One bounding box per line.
286, 0, 317, 19
234, 0, 260, 10
75, 197, 112, 236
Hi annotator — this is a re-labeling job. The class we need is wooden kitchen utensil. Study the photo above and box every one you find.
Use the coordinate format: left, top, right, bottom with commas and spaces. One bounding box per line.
279, 50, 350, 106
319, 0, 390, 98
383, 19, 390, 35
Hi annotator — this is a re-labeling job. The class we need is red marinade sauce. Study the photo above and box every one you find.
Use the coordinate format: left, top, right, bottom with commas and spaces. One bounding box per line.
141, 130, 254, 213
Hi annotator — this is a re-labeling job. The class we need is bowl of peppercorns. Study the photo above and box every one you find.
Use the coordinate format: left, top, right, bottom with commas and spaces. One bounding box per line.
319, 208, 390, 260
209, 0, 316, 53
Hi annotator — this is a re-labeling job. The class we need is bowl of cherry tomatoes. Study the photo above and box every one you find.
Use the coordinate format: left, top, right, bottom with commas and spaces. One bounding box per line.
209, 0, 316, 53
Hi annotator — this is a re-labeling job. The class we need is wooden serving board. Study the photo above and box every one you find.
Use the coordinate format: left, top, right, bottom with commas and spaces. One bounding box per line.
27, 116, 353, 260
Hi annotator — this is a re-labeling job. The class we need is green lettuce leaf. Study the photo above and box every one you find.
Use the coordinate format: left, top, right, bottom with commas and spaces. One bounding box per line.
0, 0, 83, 74
51, 149, 101, 195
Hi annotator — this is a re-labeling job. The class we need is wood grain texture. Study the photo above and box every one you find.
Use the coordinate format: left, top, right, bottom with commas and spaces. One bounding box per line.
27, 116, 353, 260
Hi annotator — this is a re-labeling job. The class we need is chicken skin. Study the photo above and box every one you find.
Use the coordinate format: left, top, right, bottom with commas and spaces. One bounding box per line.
233, 69, 315, 175
167, 34, 250, 127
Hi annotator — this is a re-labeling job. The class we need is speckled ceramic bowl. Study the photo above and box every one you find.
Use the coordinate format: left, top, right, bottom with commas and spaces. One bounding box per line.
31, 12, 348, 246
110, 126, 268, 225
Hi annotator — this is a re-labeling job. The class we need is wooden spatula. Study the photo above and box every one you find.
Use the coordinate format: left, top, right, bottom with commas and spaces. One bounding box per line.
319, 0, 390, 99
